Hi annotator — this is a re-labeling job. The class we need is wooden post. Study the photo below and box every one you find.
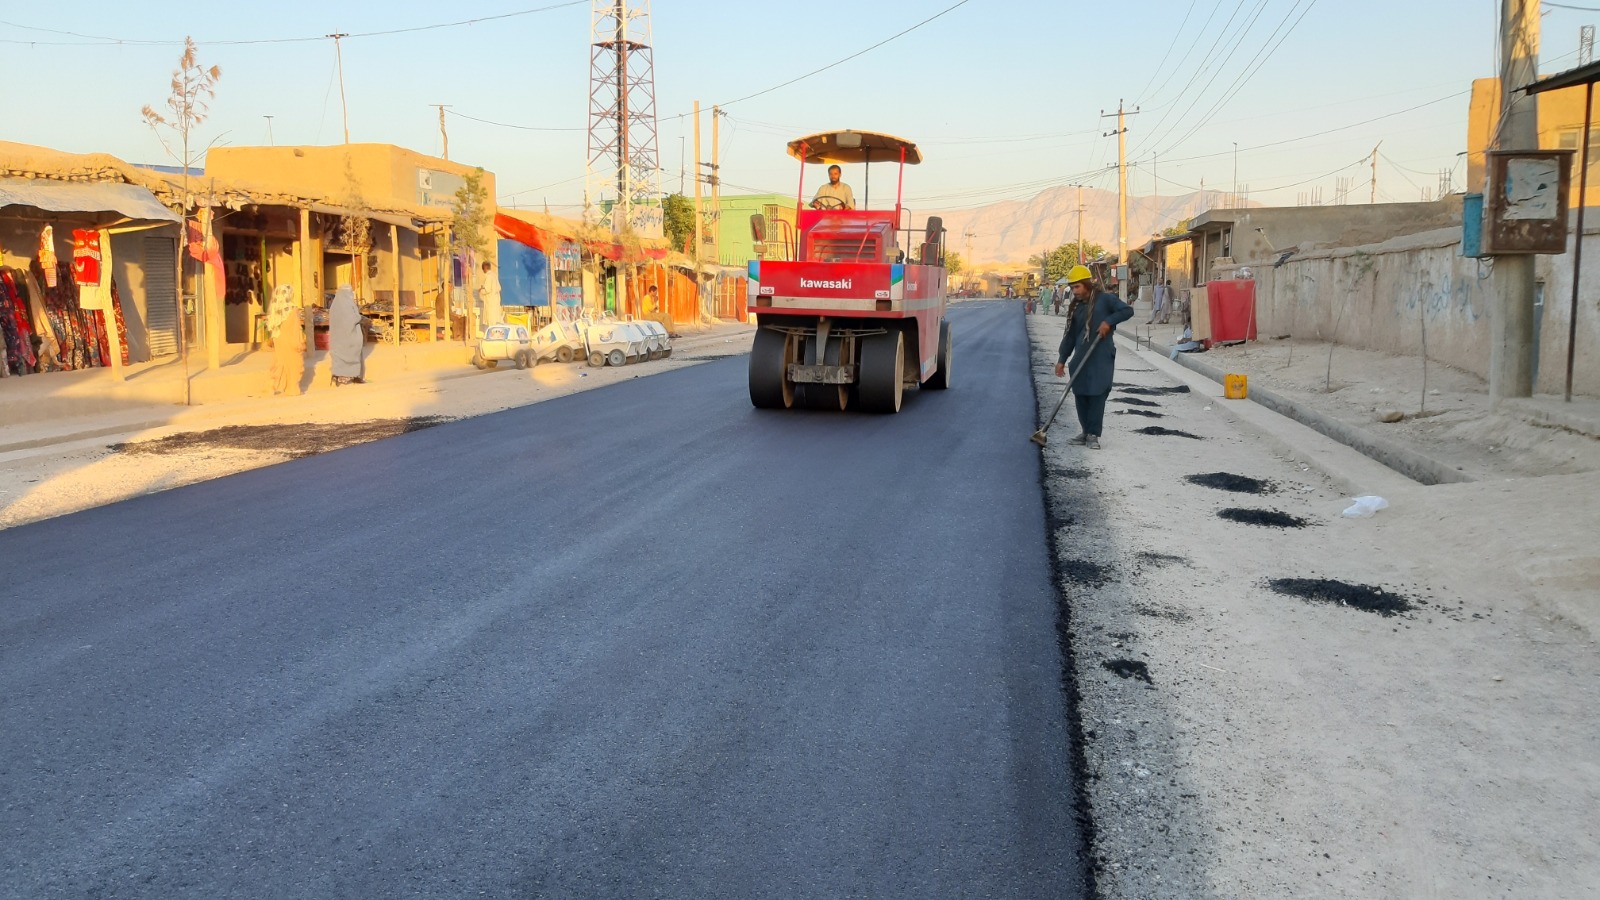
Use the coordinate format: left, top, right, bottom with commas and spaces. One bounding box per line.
299, 208, 315, 360
428, 228, 439, 342
390, 223, 402, 345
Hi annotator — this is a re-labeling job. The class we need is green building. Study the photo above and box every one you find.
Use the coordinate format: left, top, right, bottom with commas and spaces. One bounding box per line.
712, 193, 798, 265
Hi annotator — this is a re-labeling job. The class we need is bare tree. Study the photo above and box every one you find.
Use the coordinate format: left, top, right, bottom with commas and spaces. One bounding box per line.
142, 36, 221, 400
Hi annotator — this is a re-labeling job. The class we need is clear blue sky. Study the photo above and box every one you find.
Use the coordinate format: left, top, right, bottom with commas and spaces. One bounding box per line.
2, 1, 1591, 214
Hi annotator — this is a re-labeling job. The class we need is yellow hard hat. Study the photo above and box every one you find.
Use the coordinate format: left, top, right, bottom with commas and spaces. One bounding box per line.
1066, 264, 1093, 284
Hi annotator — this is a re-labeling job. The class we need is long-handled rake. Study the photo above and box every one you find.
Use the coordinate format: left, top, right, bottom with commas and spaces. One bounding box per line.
1031, 333, 1103, 447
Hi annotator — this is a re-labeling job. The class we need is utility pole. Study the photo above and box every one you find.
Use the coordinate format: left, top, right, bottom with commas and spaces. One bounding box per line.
963, 228, 975, 287
1232, 142, 1238, 207
328, 34, 350, 144
1102, 100, 1138, 293
704, 105, 722, 265
1491, 0, 1540, 404
1369, 142, 1382, 204
693, 101, 703, 267
264, 115, 274, 146
433, 105, 451, 160
1076, 183, 1086, 264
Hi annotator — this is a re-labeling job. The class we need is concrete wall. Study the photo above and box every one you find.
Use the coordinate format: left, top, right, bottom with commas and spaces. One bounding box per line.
1243, 224, 1600, 396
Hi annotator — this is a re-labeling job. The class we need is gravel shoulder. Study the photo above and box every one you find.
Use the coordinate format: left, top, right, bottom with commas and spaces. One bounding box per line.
1029, 312, 1600, 898
0, 326, 753, 530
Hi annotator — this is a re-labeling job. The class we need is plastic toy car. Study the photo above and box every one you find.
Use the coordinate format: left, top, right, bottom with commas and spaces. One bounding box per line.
472, 323, 533, 369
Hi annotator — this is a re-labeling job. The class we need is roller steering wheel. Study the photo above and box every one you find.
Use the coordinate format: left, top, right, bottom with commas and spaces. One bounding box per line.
811, 196, 848, 210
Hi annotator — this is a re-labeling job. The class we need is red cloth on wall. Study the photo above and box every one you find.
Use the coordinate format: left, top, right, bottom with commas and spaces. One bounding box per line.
71, 229, 102, 286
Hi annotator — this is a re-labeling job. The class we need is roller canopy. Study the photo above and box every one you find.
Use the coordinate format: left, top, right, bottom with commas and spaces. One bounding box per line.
787, 130, 923, 165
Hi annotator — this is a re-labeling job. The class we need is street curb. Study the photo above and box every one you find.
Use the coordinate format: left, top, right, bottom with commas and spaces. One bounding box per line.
1119, 334, 1474, 486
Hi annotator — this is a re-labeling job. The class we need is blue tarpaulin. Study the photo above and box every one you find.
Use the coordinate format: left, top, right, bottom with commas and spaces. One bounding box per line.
498, 238, 550, 307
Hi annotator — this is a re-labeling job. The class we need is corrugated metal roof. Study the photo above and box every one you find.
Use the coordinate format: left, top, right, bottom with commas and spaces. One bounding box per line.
0, 177, 179, 222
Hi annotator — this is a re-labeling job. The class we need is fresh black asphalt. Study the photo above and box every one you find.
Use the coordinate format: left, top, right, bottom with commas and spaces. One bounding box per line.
0, 301, 1086, 898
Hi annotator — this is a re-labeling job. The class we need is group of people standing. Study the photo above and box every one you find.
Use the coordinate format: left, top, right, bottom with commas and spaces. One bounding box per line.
268, 285, 369, 396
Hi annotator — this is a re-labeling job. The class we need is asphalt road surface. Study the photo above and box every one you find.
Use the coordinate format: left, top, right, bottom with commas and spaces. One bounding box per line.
0, 301, 1086, 898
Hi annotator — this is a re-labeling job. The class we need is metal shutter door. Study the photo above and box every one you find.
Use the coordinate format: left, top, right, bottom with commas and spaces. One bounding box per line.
143, 236, 179, 358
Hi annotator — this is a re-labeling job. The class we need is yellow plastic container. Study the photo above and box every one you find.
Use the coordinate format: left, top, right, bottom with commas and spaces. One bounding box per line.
1223, 373, 1249, 400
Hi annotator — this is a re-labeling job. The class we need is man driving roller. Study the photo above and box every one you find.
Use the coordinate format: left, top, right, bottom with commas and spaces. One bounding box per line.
810, 164, 856, 210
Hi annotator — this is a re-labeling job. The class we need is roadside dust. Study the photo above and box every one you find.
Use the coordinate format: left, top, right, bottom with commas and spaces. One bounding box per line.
111, 417, 452, 458
1217, 508, 1310, 529
1267, 577, 1414, 617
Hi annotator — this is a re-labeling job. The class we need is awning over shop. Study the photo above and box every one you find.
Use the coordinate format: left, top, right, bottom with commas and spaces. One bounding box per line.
0, 177, 179, 222
307, 202, 431, 231
495, 210, 669, 262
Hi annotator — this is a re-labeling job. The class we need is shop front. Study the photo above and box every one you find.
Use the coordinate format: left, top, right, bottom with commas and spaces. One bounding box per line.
0, 177, 181, 378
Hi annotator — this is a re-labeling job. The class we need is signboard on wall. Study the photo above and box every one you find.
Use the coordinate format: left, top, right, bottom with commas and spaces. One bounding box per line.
553, 239, 581, 272
417, 168, 466, 209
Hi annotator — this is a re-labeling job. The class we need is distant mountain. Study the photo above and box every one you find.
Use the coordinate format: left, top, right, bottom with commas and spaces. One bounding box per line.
928, 185, 1242, 269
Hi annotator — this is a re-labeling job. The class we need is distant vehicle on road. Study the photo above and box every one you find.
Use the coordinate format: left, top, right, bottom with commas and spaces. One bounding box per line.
745, 130, 951, 413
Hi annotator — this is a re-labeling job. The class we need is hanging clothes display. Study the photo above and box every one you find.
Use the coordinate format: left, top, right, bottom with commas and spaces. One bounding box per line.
22, 267, 60, 371
104, 278, 129, 366
71, 228, 103, 288
30, 259, 105, 370
0, 268, 40, 376
38, 225, 58, 287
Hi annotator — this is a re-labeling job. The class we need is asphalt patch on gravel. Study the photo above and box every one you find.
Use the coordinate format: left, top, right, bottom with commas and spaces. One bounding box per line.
1268, 577, 1414, 617
1059, 559, 1114, 589
1112, 397, 1162, 408
1135, 426, 1204, 440
1114, 409, 1166, 418
111, 417, 452, 458
1217, 508, 1310, 529
1136, 551, 1189, 567
1101, 658, 1154, 685
1117, 385, 1192, 396
1050, 465, 1092, 480
1186, 472, 1277, 494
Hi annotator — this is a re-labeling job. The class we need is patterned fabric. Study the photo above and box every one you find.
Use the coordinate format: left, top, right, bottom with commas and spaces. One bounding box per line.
0, 268, 39, 375
31, 260, 105, 370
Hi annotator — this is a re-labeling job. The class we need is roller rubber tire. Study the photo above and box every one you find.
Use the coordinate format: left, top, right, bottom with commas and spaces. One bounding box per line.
926, 318, 952, 390
858, 330, 904, 414
748, 327, 795, 409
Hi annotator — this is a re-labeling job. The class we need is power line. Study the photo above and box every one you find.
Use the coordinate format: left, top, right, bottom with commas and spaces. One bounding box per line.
1132, 0, 1200, 106
448, 109, 587, 132
1153, 0, 1319, 157
1143, 0, 1276, 153
0, 2, 585, 47
708, 0, 973, 110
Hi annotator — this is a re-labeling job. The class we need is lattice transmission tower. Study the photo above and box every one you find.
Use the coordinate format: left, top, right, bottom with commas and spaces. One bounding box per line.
586, 0, 662, 236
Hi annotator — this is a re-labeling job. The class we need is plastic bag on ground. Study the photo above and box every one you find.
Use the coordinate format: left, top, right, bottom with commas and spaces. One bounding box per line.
1342, 496, 1389, 518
